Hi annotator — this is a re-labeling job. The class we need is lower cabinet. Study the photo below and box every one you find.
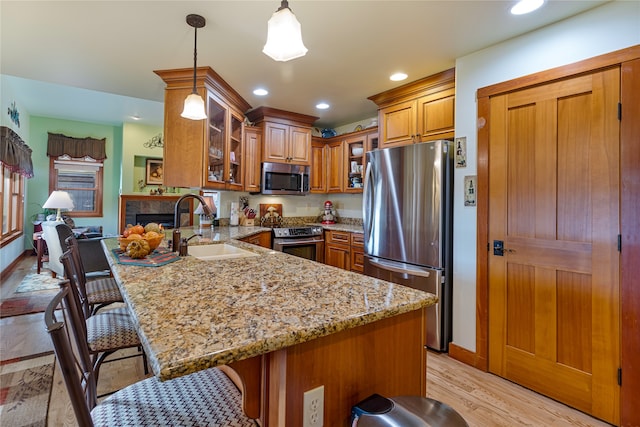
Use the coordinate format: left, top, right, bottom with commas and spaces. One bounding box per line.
239, 231, 272, 248
350, 233, 364, 273
324, 230, 364, 272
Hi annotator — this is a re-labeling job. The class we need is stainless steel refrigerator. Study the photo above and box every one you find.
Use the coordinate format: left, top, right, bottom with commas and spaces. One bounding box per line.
363, 140, 453, 351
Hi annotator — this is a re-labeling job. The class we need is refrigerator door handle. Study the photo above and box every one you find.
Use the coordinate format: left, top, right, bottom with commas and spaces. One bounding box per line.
368, 258, 431, 278
363, 161, 374, 238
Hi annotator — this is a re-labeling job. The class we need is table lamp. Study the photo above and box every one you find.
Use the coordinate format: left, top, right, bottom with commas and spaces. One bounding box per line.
42, 190, 75, 222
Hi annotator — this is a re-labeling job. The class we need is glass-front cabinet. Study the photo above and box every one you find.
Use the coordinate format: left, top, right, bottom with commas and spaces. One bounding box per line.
206, 93, 243, 191
155, 67, 251, 191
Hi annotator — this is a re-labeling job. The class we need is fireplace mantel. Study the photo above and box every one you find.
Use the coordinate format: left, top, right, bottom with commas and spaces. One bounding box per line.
118, 194, 194, 232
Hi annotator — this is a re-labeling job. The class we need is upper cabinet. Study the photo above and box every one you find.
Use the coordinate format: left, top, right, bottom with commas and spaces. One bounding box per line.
326, 139, 344, 193
368, 68, 455, 148
246, 107, 318, 166
312, 127, 377, 194
310, 138, 327, 193
154, 67, 251, 191
244, 126, 262, 193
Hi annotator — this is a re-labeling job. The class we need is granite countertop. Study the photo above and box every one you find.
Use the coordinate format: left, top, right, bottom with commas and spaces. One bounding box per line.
103, 226, 435, 381
308, 222, 364, 234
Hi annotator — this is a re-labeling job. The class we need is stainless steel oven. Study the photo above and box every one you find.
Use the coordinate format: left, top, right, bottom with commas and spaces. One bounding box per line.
272, 226, 324, 263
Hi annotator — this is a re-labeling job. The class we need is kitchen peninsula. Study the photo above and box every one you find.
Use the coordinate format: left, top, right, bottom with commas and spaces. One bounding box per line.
102, 227, 436, 426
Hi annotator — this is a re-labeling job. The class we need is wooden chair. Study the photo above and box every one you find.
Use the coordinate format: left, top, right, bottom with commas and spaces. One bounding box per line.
57, 223, 122, 316
59, 249, 147, 384
45, 282, 258, 427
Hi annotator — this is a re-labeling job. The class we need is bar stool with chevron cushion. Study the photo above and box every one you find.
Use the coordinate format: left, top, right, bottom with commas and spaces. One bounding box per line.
57, 223, 122, 316
45, 282, 258, 427
59, 249, 147, 384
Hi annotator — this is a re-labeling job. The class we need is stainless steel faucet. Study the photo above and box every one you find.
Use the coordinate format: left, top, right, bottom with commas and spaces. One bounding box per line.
172, 194, 213, 251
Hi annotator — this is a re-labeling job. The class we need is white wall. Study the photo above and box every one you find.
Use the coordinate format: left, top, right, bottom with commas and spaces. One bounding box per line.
451, 1, 640, 351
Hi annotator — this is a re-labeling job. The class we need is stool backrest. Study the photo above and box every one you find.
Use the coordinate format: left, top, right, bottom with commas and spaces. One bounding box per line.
45, 281, 98, 426
60, 248, 92, 320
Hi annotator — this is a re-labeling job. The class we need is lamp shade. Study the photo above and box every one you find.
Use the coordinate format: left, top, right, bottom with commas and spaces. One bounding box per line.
42, 190, 74, 221
181, 93, 207, 120
263, 5, 307, 62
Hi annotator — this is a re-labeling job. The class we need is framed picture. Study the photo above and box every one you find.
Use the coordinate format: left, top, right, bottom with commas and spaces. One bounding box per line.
464, 175, 477, 207
145, 158, 163, 185
455, 137, 467, 168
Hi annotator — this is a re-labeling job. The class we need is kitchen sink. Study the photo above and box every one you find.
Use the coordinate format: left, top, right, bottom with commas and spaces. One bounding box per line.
188, 244, 260, 261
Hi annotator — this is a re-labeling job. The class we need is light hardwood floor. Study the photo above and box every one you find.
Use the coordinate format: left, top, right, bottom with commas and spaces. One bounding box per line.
2, 256, 612, 426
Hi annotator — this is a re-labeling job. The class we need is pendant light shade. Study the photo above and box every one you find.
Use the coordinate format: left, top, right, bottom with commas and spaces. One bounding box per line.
181, 14, 207, 120
182, 93, 207, 120
263, 0, 307, 62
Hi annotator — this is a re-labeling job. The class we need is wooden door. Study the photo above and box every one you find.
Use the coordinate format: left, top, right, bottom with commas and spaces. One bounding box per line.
263, 122, 288, 163
326, 141, 344, 193
310, 139, 327, 193
288, 126, 311, 164
325, 244, 350, 270
244, 127, 261, 192
379, 99, 416, 148
416, 88, 455, 141
488, 67, 620, 424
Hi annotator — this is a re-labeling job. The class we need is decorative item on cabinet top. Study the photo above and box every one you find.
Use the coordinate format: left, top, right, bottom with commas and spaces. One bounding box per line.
321, 128, 337, 138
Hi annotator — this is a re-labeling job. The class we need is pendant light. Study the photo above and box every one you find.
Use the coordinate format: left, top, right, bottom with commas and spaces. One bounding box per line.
263, 0, 307, 62
181, 14, 207, 120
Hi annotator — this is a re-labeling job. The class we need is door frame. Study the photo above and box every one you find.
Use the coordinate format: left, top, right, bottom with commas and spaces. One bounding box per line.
473, 45, 640, 425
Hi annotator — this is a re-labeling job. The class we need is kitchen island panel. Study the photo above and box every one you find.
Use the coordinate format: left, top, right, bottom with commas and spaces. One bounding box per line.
267, 307, 427, 426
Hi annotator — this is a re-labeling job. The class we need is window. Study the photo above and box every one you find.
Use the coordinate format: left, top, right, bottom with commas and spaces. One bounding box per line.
0, 164, 24, 246
50, 155, 103, 217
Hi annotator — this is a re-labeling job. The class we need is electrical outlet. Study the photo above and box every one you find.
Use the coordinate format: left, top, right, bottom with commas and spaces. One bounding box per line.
303, 385, 324, 427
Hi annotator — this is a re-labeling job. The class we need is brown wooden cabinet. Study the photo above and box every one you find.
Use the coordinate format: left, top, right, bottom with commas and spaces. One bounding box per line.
315, 128, 377, 194
154, 67, 252, 191
344, 135, 366, 193
245, 107, 318, 166
244, 127, 262, 193
325, 229, 351, 270
239, 231, 271, 248
310, 138, 327, 193
369, 68, 455, 148
350, 232, 365, 273
326, 140, 344, 193
324, 229, 364, 272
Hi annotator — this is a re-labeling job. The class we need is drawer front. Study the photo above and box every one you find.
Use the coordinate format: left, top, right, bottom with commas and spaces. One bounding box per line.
351, 232, 364, 248
326, 230, 351, 246
351, 249, 364, 273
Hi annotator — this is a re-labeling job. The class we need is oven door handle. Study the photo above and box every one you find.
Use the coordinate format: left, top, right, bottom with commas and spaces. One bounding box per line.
275, 238, 324, 246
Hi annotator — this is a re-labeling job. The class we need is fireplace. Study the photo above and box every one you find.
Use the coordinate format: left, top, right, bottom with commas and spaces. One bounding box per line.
119, 195, 194, 232
136, 213, 175, 228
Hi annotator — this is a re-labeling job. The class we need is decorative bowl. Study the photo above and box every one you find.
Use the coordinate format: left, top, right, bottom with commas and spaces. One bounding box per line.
352, 147, 364, 156
118, 234, 164, 251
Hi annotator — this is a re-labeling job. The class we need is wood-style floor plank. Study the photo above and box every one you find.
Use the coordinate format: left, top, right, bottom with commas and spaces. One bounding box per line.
427, 351, 611, 427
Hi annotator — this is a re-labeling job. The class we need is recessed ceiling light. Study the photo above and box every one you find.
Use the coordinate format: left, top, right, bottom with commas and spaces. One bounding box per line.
253, 88, 269, 96
390, 72, 408, 82
510, 0, 544, 15
130, 115, 141, 121
316, 102, 330, 110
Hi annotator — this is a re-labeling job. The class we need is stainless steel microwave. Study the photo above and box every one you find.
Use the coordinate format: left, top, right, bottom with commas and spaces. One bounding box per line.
261, 162, 310, 195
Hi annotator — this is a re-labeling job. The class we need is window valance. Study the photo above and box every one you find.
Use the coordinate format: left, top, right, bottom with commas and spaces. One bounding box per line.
47, 132, 107, 160
0, 126, 34, 178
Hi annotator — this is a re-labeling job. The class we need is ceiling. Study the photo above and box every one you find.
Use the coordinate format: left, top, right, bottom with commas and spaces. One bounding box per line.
1, 0, 610, 129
